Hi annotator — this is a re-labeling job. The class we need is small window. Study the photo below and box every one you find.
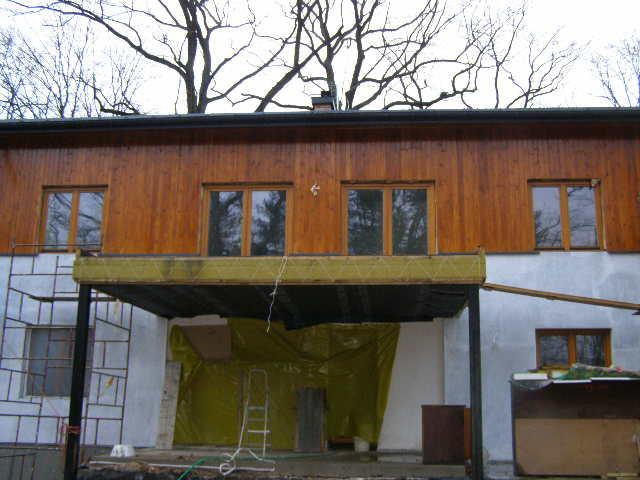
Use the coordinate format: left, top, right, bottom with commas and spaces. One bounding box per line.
536, 329, 610, 369
41, 188, 105, 251
344, 184, 435, 255
530, 181, 602, 250
205, 186, 289, 256
25, 327, 94, 397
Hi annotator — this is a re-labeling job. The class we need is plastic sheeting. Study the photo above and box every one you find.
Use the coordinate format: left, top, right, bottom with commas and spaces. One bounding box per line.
170, 318, 399, 448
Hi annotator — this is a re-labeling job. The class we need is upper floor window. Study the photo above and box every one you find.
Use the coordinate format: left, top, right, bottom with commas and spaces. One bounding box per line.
205, 186, 289, 256
41, 188, 105, 252
530, 181, 602, 250
344, 184, 435, 255
536, 328, 611, 369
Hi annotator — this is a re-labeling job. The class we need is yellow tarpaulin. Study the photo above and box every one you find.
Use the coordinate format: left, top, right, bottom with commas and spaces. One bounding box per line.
170, 319, 400, 448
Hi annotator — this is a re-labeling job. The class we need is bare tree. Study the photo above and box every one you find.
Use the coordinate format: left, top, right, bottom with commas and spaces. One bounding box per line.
468, 4, 579, 108
10, 0, 300, 113
243, 0, 489, 111
0, 19, 143, 119
7, 0, 579, 113
593, 33, 640, 107
243, 0, 578, 111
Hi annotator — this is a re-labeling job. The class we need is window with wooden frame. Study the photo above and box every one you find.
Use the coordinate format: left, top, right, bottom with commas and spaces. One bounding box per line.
342, 184, 436, 255
203, 185, 291, 256
40, 188, 106, 252
536, 329, 611, 369
530, 180, 603, 250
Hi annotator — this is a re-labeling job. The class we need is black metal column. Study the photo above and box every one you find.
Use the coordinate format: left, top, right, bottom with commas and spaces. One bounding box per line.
64, 284, 92, 480
468, 285, 484, 480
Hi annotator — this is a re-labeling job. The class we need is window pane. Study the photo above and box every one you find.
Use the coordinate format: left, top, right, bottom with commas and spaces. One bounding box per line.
29, 329, 72, 396
539, 335, 569, 366
251, 190, 286, 256
568, 187, 598, 248
532, 187, 562, 248
27, 329, 48, 395
76, 192, 104, 247
576, 334, 606, 366
26, 328, 93, 396
44, 192, 72, 248
348, 190, 383, 255
392, 189, 428, 255
208, 191, 243, 256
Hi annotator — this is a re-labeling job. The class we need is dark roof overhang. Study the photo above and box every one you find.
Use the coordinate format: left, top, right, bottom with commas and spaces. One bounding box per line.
1, 107, 639, 136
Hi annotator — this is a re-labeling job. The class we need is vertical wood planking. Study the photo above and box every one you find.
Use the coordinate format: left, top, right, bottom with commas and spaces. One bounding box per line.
0, 124, 638, 254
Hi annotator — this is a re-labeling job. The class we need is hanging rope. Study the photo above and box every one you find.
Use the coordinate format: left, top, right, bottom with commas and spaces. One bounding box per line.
266, 256, 288, 333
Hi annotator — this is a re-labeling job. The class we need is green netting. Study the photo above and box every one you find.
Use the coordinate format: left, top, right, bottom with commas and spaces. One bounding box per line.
170, 318, 399, 448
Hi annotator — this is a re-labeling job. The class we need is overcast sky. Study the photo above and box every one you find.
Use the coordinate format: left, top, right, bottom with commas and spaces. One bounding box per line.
498, 0, 639, 107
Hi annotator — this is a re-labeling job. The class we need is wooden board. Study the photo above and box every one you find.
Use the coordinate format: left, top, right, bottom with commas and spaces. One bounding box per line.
73, 254, 486, 285
295, 388, 326, 453
515, 418, 640, 476
422, 405, 466, 465
1, 123, 639, 255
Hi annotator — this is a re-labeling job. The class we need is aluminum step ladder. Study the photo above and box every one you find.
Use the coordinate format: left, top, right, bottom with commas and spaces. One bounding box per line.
239, 368, 270, 457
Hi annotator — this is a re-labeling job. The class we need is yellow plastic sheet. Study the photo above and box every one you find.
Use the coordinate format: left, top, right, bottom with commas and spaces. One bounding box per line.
170, 319, 399, 448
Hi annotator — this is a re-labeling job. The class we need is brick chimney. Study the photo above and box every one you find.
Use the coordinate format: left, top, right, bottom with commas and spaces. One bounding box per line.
311, 90, 336, 111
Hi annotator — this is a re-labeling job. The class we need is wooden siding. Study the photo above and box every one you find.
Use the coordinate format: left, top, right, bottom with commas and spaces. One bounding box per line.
1, 123, 639, 255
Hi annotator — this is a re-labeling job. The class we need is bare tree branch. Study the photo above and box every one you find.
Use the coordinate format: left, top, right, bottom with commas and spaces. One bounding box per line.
0, 17, 143, 118
592, 33, 640, 107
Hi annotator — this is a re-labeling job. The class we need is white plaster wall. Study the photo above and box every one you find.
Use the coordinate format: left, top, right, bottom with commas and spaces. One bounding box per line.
378, 320, 444, 451
121, 308, 167, 447
0, 254, 167, 447
3, 252, 639, 456
444, 252, 640, 461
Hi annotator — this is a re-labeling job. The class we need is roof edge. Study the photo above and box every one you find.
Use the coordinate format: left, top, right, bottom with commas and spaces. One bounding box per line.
1, 107, 640, 135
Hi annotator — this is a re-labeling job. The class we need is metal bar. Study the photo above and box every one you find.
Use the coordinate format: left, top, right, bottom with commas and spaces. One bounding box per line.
467, 285, 484, 480
28, 453, 36, 480
63, 284, 92, 480
482, 282, 640, 313
9, 287, 113, 303
8, 454, 15, 479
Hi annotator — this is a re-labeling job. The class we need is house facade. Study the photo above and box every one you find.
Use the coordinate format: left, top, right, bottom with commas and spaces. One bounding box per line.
0, 108, 639, 473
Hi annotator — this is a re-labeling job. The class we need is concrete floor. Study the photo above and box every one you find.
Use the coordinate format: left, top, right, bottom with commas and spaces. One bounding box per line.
87, 448, 467, 478
1, 445, 605, 480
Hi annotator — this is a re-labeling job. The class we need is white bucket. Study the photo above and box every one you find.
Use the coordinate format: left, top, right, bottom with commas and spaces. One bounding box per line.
353, 436, 370, 452
110, 444, 135, 458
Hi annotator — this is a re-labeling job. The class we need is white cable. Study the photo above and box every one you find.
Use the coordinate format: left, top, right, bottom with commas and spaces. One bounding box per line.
266, 256, 288, 333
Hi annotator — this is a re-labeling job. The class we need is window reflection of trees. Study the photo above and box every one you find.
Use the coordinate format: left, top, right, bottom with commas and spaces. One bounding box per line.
208, 191, 243, 256
45, 193, 72, 247
251, 191, 286, 256
539, 335, 569, 366
348, 190, 383, 255
568, 187, 597, 247
76, 192, 104, 245
576, 334, 605, 366
533, 187, 562, 247
392, 189, 427, 254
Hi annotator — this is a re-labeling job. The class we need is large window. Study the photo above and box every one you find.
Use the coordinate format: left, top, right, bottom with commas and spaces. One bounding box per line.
25, 327, 94, 397
344, 184, 435, 255
536, 329, 611, 369
530, 181, 602, 250
205, 186, 289, 256
40, 188, 105, 251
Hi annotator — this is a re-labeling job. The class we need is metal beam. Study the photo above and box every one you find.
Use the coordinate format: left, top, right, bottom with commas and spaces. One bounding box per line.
63, 284, 92, 480
468, 285, 484, 480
